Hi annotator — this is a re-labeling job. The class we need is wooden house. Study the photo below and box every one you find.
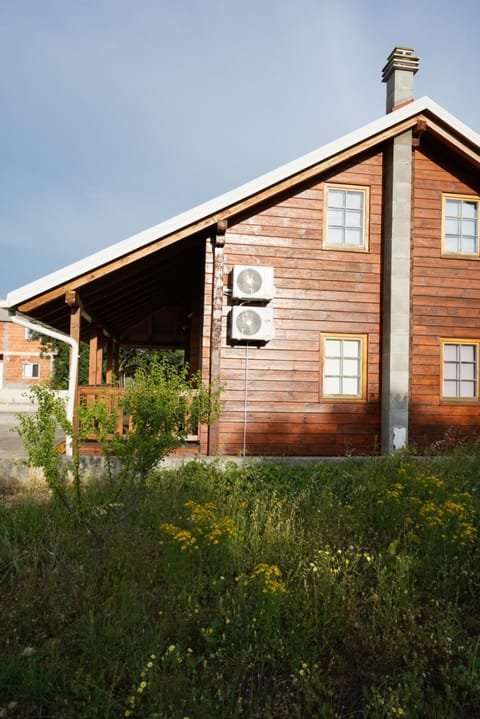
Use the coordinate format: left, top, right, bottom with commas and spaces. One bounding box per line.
5, 47, 480, 456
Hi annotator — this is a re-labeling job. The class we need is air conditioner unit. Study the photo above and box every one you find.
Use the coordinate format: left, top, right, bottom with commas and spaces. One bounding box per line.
232, 265, 274, 301
231, 306, 274, 342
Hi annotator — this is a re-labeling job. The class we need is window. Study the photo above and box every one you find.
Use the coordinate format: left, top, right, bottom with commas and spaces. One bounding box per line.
321, 334, 367, 400
324, 185, 368, 250
443, 195, 479, 256
23, 362, 40, 379
442, 340, 479, 399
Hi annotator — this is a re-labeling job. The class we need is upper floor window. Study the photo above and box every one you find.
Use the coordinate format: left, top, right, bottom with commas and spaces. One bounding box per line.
324, 185, 369, 251
23, 362, 40, 379
321, 333, 367, 400
442, 340, 478, 399
443, 196, 479, 256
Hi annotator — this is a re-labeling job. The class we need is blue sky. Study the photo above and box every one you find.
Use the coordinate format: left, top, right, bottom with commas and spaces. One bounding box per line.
1, 0, 480, 296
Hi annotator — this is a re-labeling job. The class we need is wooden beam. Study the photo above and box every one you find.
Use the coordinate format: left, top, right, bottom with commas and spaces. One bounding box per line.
423, 118, 480, 167
65, 290, 89, 317
412, 118, 427, 149
65, 289, 117, 339
208, 220, 227, 455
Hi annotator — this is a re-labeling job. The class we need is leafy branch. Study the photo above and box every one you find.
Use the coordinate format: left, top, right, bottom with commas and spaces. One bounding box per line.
16, 359, 223, 542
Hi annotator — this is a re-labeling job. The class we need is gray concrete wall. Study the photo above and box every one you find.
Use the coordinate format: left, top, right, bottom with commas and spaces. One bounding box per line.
0, 388, 68, 412
381, 130, 413, 452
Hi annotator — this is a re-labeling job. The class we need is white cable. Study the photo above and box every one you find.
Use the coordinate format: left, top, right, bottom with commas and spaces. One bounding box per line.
242, 342, 249, 456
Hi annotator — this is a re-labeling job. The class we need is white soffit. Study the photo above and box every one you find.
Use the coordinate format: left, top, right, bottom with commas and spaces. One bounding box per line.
7, 96, 480, 308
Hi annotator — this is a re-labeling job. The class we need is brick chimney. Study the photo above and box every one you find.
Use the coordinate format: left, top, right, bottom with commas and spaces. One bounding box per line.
382, 46, 419, 113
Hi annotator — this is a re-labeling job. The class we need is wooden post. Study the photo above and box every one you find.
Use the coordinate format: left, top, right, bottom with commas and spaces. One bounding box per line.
113, 341, 120, 384
89, 325, 103, 385
188, 310, 202, 374
105, 337, 113, 386
97, 333, 103, 385
88, 325, 97, 385
208, 220, 227, 455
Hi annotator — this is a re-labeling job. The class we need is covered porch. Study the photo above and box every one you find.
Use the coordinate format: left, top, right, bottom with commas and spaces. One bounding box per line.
8, 230, 214, 455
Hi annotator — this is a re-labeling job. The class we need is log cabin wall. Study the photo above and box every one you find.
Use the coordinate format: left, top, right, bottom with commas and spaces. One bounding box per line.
203, 149, 384, 456
410, 137, 480, 447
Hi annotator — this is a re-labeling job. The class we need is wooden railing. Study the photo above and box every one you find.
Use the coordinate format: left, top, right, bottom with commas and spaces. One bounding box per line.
78, 385, 199, 443
79, 386, 132, 437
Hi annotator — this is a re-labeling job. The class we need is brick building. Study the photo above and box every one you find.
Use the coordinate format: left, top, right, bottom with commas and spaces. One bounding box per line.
0, 310, 53, 391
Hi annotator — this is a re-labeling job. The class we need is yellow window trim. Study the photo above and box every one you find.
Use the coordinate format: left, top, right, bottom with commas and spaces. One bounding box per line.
441, 193, 480, 258
323, 183, 370, 252
440, 337, 480, 402
320, 332, 368, 402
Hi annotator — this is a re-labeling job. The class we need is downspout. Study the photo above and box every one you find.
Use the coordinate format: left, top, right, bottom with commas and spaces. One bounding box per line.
8, 310, 79, 457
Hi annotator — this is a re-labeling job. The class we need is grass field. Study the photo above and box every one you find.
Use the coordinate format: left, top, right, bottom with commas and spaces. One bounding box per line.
1, 450, 480, 718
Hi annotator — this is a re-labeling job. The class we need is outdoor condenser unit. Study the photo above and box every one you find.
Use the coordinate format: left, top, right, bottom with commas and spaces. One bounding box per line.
232, 265, 274, 302
231, 306, 274, 342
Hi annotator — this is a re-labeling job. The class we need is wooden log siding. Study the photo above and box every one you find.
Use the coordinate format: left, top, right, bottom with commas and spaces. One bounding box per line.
199, 236, 214, 453
410, 139, 480, 447
211, 150, 384, 456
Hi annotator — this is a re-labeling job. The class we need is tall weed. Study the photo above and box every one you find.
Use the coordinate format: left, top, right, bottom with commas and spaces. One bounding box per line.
1, 451, 479, 717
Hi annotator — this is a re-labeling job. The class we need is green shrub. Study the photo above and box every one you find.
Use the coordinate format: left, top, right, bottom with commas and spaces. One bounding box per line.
15, 360, 223, 541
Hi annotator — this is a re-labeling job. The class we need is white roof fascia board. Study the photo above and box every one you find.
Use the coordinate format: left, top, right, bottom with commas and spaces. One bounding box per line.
7, 96, 480, 308
421, 97, 480, 145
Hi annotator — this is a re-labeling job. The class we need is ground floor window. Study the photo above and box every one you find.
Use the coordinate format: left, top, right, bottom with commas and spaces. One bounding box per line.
320, 333, 367, 400
442, 340, 479, 399
23, 362, 40, 379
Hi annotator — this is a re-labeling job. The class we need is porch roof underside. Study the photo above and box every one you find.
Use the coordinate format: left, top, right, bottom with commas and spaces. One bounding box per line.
7, 98, 480, 344
18, 232, 208, 345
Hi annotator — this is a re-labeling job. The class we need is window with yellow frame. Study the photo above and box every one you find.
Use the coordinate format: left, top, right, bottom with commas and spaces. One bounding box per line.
324, 184, 369, 251
320, 333, 367, 400
442, 339, 480, 400
442, 194, 480, 257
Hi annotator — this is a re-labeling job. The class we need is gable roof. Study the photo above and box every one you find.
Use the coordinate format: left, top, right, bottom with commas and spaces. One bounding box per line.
6, 96, 480, 320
